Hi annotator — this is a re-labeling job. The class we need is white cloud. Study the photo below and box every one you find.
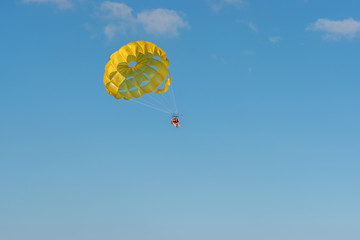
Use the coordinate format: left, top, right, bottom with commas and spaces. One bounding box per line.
137, 9, 189, 36
100, 1, 134, 20
269, 36, 282, 43
99, 2, 189, 39
306, 18, 360, 40
23, 0, 73, 9
247, 22, 258, 32
211, 0, 245, 12
104, 24, 124, 39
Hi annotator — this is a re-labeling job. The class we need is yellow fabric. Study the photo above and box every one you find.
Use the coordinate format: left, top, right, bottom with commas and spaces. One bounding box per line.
104, 41, 171, 100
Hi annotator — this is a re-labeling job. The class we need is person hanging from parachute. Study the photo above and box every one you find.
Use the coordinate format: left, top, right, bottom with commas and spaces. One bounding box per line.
171, 115, 181, 128
103, 41, 181, 128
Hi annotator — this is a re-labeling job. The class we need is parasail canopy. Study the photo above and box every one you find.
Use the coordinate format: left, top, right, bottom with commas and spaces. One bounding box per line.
104, 41, 171, 100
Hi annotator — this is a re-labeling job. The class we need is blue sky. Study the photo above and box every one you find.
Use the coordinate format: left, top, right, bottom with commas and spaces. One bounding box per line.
1, 0, 360, 239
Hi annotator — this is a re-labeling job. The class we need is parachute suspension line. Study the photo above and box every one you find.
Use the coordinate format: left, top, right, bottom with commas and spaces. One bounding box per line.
132, 97, 171, 113
157, 91, 175, 113
146, 93, 174, 113
130, 99, 171, 114
131, 97, 159, 109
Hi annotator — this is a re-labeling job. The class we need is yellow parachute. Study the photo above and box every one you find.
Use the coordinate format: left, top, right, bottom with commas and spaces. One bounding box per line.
103, 41, 171, 100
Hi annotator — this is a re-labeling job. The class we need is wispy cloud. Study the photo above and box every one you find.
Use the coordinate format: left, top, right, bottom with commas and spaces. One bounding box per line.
84, 23, 97, 39
99, 1, 189, 39
211, 0, 245, 12
247, 22, 258, 32
100, 1, 134, 20
138, 9, 189, 36
306, 18, 360, 40
269, 36, 282, 44
22, 0, 73, 10
104, 24, 128, 39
